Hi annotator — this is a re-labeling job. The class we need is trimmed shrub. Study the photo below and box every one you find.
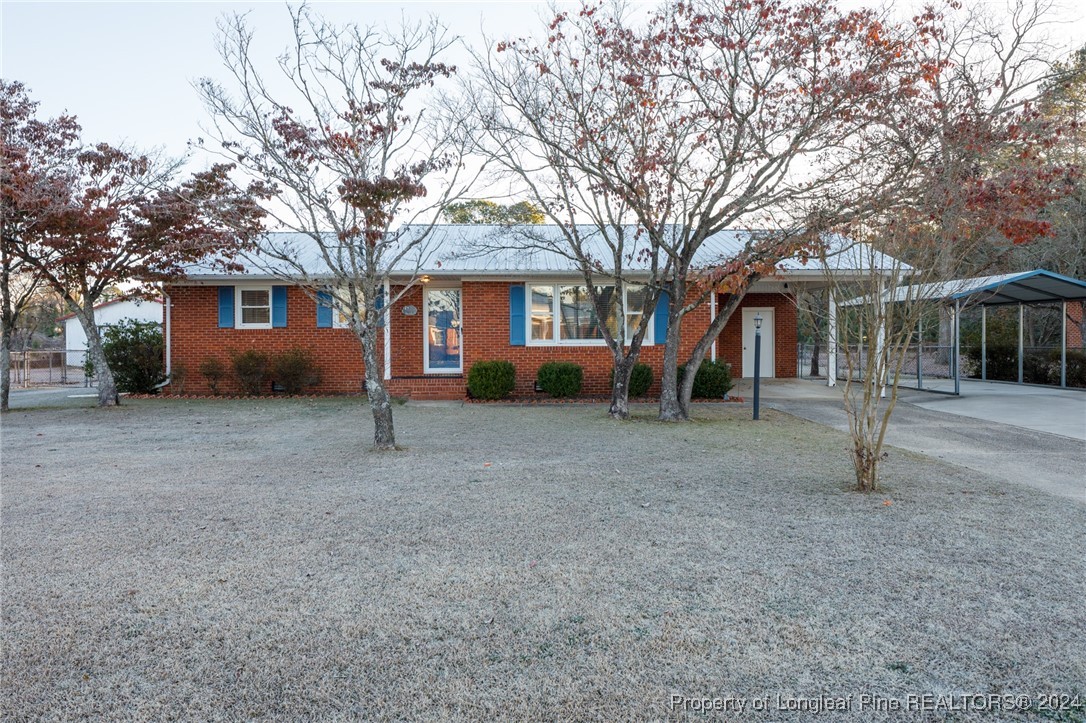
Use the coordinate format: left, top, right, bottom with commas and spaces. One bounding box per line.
1065, 349, 1086, 388
199, 357, 226, 395
272, 348, 322, 395
609, 362, 654, 397
965, 346, 1085, 387
231, 349, 270, 396
678, 359, 734, 399
169, 361, 188, 395
102, 319, 166, 394
1023, 350, 1057, 385
536, 361, 583, 397
467, 360, 516, 400
964, 343, 1018, 381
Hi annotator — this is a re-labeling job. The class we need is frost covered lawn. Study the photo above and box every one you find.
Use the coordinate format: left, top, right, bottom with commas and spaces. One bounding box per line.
3, 399, 1083, 720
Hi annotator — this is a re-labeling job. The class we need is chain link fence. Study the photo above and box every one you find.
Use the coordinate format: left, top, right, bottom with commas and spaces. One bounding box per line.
799, 342, 1085, 390
799, 343, 954, 388
8, 351, 91, 388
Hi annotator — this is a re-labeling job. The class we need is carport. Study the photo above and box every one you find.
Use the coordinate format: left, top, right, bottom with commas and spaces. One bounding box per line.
925, 270, 1086, 394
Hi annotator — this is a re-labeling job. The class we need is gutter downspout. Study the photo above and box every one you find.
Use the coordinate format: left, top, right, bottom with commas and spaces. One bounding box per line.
163, 284, 172, 379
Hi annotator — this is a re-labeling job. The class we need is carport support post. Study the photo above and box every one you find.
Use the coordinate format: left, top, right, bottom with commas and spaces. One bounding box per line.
1018, 302, 1024, 384
877, 298, 887, 399
981, 306, 987, 381
1061, 300, 1068, 388
917, 316, 923, 390
953, 299, 961, 396
827, 290, 837, 387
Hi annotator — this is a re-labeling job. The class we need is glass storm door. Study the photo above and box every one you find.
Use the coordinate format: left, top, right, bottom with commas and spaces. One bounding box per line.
425, 288, 462, 373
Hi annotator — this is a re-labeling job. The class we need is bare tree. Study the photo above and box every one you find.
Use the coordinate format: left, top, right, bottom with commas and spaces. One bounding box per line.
470, 2, 675, 419
477, 0, 931, 422
817, 0, 1078, 491
198, 7, 479, 449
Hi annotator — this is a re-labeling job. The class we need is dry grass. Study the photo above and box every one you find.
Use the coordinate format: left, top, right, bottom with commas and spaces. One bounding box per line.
2, 399, 1084, 721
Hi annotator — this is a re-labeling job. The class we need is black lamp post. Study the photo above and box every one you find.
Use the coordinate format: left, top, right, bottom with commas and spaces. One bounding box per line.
753, 313, 762, 420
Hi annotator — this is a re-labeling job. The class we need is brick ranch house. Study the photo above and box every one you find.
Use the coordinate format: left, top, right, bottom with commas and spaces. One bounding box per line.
164, 226, 891, 399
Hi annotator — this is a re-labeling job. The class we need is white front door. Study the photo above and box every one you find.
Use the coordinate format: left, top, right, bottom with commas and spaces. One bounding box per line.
742, 308, 775, 378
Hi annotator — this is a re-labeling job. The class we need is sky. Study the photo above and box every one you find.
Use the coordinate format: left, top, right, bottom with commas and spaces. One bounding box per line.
3, 0, 1085, 174
1, 0, 555, 164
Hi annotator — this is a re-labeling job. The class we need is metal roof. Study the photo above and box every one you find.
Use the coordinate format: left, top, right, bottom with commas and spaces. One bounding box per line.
876, 270, 1086, 307
181, 225, 902, 280
946, 270, 1086, 305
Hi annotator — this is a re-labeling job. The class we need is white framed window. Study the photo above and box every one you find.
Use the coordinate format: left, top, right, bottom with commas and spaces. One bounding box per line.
527, 283, 652, 346
237, 286, 272, 328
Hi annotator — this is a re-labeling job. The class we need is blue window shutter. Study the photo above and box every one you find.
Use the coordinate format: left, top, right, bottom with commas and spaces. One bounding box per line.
316, 291, 333, 328
218, 286, 235, 328
509, 284, 526, 346
271, 286, 288, 328
375, 288, 386, 328
654, 290, 670, 343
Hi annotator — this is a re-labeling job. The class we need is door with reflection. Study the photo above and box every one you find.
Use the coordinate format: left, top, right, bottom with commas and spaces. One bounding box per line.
425, 288, 461, 372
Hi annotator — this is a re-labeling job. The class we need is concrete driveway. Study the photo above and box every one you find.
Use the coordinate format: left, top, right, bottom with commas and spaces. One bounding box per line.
740, 378, 1086, 502
906, 380, 1086, 441
5, 386, 102, 410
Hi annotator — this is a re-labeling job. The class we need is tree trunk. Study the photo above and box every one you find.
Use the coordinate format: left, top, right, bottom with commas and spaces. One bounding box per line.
1, 255, 14, 413
850, 434, 880, 492
609, 353, 637, 420
658, 316, 686, 421
842, 376, 891, 493
1, 323, 12, 413
76, 307, 120, 406
359, 327, 396, 450
678, 356, 699, 418
673, 288, 748, 415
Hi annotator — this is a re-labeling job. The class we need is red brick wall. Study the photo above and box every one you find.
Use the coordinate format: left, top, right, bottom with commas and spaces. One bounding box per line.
715, 292, 798, 378
1068, 301, 1084, 347
168, 281, 799, 398
166, 284, 371, 395
458, 282, 715, 397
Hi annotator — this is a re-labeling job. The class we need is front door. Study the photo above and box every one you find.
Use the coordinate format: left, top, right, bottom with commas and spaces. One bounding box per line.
742, 308, 775, 378
424, 287, 462, 373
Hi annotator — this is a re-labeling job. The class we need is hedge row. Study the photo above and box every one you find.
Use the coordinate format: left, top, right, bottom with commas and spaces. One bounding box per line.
466, 359, 733, 400
965, 345, 1086, 387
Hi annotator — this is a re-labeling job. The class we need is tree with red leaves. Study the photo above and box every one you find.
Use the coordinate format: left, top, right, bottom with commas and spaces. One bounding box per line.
481, 0, 931, 421
1, 81, 81, 412
3, 82, 268, 408
198, 7, 478, 449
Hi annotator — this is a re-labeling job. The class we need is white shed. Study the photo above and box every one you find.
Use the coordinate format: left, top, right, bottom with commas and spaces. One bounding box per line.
62, 298, 164, 367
